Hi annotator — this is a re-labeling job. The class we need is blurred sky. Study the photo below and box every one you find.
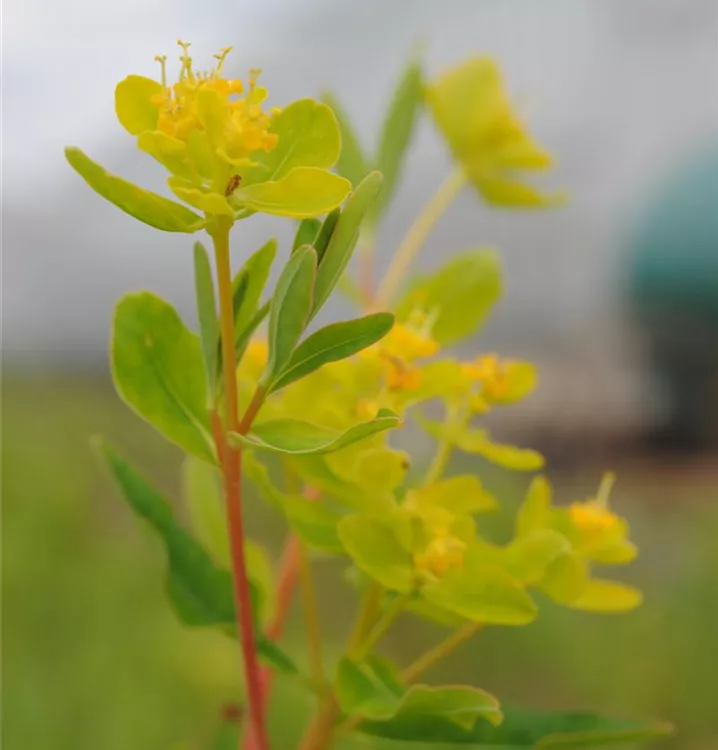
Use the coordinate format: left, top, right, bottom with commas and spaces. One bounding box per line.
3, 0, 717, 370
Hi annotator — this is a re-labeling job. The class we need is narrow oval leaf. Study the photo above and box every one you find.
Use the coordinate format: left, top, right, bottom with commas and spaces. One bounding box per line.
234, 167, 351, 218
269, 312, 395, 392
230, 409, 401, 456
397, 249, 501, 345
65, 147, 205, 233
232, 239, 277, 339
100, 443, 295, 673
292, 218, 321, 252
99, 441, 235, 626
111, 291, 215, 462
314, 207, 341, 264
115, 75, 161, 135
373, 57, 423, 219
358, 703, 672, 746
262, 246, 317, 384
182, 455, 228, 567
311, 171, 383, 317
567, 579, 643, 613
456, 429, 544, 472
193, 242, 218, 395
321, 91, 371, 187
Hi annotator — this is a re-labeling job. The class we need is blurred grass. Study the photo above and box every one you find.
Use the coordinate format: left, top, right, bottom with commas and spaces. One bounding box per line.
3, 374, 718, 750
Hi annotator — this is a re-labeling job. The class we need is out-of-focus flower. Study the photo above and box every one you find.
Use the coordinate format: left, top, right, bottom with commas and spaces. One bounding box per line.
426, 57, 565, 207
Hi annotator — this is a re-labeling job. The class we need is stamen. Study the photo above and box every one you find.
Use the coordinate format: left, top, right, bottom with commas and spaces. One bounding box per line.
177, 40, 194, 81
596, 472, 616, 508
154, 55, 168, 89
248, 67, 262, 88
213, 46, 233, 75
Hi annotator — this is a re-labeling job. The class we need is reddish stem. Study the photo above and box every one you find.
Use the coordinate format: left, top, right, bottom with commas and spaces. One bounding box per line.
213, 219, 270, 750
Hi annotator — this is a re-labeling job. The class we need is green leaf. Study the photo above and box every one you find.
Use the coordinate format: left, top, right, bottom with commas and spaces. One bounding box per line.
389, 684, 502, 731
181, 456, 228, 567
262, 246, 317, 385
314, 208, 341, 264
540, 552, 590, 604
567, 579, 643, 614
242, 99, 342, 185
234, 302, 270, 365
358, 703, 672, 747
230, 409, 401, 456
321, 92, 371, 187
102, 443, 296, 672
398, 249, 501, 345
456, 429, 544, 472
234, 167, 351, 218
372, 56, 423, 220
115, 75, 161, 135
398, 252, 493, 343
181, 456, 276, 619
335, 656, 404, 720
505, 530, 571, 585
408, 475, 497, 516
311, 171, 383, 317
65, 147, 205, 233
111, 292, 215, 462
193, 243, 218, 395
100, 441, 235, 626
280, 496, 344, 554
422, 559, 537, 625
292, 219, 321, 252
269, 313, 395, 392
516, 476, 553, 537
232, 239, 277, 340
337, 515, 414, 592
167, 177, 234, 217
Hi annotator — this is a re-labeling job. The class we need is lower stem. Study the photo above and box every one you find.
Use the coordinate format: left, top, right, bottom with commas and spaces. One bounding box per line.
213, 220, 269, 750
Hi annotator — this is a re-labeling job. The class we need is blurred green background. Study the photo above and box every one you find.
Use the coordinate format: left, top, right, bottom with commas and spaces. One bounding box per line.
4, 375, 717, 750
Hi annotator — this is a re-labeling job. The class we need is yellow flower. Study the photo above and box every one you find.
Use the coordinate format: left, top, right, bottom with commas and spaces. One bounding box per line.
414, 529, 466, 579
153, 44, 278, 162
462, 354, 537, 408
427, 57, 565, 207
569, 501, 621, 535
115, 42, 279, 202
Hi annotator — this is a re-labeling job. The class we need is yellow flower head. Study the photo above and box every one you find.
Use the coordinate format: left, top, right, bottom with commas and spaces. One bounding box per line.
414, 529, 466, 579
427, 57, 565, 207
114, 42, 280, 204
568, 474, 620, 537
381, 322, 439, 362
463, 354, 508, 400
153, 43, 278, 160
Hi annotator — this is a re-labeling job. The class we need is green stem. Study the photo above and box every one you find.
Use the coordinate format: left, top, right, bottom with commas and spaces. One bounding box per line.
296, 583, 383, 750
425, 439, 453, 486
401, 622, 481, 683
373, 167, 466, 309
348, 582, 382, 656
354, 594, 409, 660
212, 218, 269, 750
298, 543, 326, 693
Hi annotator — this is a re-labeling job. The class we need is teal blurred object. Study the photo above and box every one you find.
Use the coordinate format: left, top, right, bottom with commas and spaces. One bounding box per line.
627, 143, 718, 448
